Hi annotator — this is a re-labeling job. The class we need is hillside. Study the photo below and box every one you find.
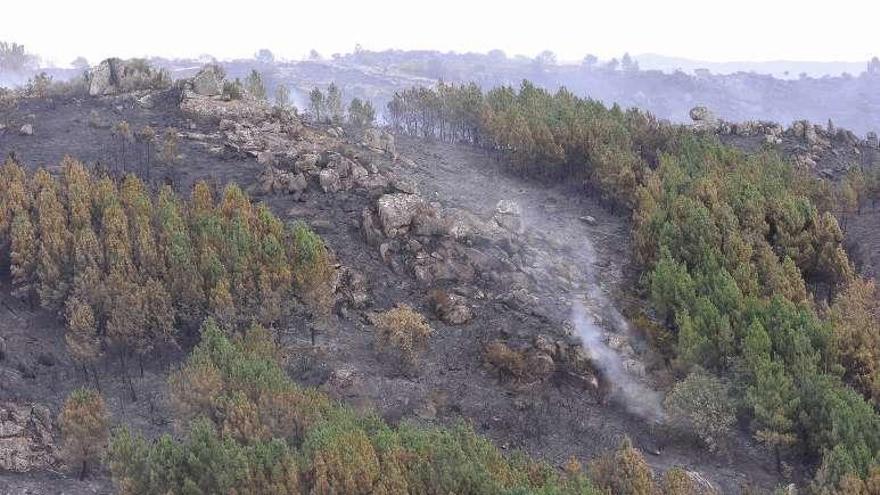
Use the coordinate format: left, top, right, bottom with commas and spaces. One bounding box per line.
1, 57, 880, 494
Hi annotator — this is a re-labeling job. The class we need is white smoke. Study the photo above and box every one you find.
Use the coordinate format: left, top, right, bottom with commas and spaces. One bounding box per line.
571, 295, 665, 422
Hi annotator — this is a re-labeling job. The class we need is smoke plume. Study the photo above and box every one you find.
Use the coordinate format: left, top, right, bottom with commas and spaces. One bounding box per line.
571, 295, 665, 422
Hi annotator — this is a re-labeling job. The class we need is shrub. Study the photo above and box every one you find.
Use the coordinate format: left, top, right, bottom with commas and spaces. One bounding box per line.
292, 221, 335, 321
665, 368, 736, 452
484, 340, 526, 381
223, 78, 244, 100
589, 437, 655, 495
374, 303, 432, 372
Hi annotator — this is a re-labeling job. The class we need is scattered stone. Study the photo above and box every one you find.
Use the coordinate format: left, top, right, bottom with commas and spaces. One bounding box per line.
336, 267, 370, 309
0, 402, 56, 472
578, 215, 597, 225
328, 366, 357, 389
429, 288, 474, 325
35, 353, 55, 367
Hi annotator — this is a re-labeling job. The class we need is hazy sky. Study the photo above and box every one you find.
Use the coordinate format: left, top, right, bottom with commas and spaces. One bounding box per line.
6, 0, 879, 66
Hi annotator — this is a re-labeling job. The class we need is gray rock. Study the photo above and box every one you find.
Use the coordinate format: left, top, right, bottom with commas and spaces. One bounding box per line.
804, 124, 819, 146
493, 199, 523, 233
18, 124, 33, 136
88, 58, 116, 96
256, 150, 275, 166
376, 193, 427, 236
192, 65, 224, 96
287, 173, 307, 194
579, 215, 597, 225
0, 402, 56, 472
319, 169, 341, 193
361, 208, 385, 246
295, 153, 320, 174
689, 106, 719, 131
867, 131, 879, 149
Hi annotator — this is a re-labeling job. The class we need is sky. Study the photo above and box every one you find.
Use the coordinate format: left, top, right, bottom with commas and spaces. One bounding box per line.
5, 0, 879, 67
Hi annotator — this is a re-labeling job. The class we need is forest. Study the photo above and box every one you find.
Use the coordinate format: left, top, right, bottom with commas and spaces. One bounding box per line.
387, 81, 880, 492
0, 156, 716, 493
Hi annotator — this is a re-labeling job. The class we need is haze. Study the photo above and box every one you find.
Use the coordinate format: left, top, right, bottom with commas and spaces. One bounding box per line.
7, 0, 879, 66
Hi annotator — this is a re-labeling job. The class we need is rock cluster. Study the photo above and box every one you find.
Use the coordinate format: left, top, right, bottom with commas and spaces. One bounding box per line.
257, 149, 389, 198
689, 106, 880, 176
0, 402, 56, 473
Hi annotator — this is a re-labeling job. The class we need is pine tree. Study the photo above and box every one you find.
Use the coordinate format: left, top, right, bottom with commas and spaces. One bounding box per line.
9, 210, 37, 300
61, 157, 93, 230
245, 69, 267, 101
309, 88, 325, 122
65, 294, 101, 380
100, 198, 134, 276
830, 277, 880, 404
0, 159, 30, 263
120, 175, 161, 277
156, 185, 204, 324
59, 387, 109, 480
32, 169, 71, 310
325, 83, 343, 124
291, 221, 334, 322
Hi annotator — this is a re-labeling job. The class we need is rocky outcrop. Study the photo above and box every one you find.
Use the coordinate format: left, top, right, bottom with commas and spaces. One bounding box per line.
689, 106, 719, 132
257, 166, 307, 198
0, 402, 56, 473
88, 58, 169, 96
191, 65, 224, 96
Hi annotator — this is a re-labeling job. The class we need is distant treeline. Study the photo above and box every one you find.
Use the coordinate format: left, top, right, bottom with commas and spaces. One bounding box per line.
388, 81, 880, 491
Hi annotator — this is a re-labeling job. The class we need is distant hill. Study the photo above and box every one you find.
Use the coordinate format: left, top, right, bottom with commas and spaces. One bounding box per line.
633, 53, 869, 78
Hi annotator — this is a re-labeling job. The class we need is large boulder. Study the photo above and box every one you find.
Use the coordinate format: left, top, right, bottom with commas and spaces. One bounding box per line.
88, 58, 117, 96
191, 65, 224, 96
376, 193, 428, 236
689, 106, 719, 132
